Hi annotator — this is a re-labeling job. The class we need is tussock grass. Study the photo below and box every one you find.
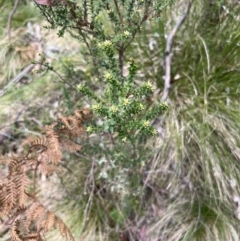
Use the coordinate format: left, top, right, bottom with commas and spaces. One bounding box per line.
138, 1, 240, 240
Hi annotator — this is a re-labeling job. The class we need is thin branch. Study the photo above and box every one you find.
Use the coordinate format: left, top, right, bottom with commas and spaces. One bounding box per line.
114, 0, 124, 76
0, 64, 36, 97
123, 12, 149, 51
7, 0, 20, 43
114, 0, 123, 25
118, 45, 124, 77
69, 25, 95, 35
77, 30, 101, 80
161, 0, 193, 101
34, 60, 79, 90
83, 159, 95, 224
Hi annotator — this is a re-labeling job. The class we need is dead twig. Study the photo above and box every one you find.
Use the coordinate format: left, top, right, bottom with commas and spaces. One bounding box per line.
161, 0, 193, 101
7, 0, 20, 43
0, 64, 35, 91
0, 64, 36, 97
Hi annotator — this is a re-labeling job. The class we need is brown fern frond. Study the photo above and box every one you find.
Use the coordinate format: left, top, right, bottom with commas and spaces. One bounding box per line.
44, 126, 59, 150
73, 110, 83, 121
24, 232, 42, 241
59, 139, 82, 153
38, 163, 58, 175
26, 202, 41, 227
15, 174, 29, 208
18, 217, 29, 236
0, 108, 90, 241
9, 158, 25, 173
55, 216, 75, 241
43, 211, 55, 231
26, 203, 75, 241
11, 220, 22, 241
45, 150, 62, 165
61, 116, 79, 131
26, 203, 45, 227
75, 108, 93, 122
25, 232, 39, 238
59, 116, 85, 137
6, 178, 18, 211
0, 185, 9, 216
44, 125, 62, 164
22, 135, 48, 154
0, 178, 24, 217
56, 218, 68, 238
0, 155, 12, 165
36, 148, 61, 165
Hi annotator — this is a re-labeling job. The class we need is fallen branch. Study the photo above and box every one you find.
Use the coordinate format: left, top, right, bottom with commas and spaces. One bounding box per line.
161, 0, 193, 101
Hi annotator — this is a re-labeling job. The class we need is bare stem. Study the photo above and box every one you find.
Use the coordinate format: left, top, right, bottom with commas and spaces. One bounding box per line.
7, 0, 20, 43
118, 45, 124, 77
161, 0, 193, 101
114, 0, 123, 25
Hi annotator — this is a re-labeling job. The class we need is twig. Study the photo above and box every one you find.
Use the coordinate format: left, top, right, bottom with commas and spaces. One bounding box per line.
123, 11, 149, 51
120, 8, 151, 76
35, 61, 81, 90
114, 0, 123, 25
83, 159, 95, 224
0, 64, 36, 97
7, 0, 20, 43
77, 30, 101, 80
161, 0, 193, 101
118, 45, 124, 76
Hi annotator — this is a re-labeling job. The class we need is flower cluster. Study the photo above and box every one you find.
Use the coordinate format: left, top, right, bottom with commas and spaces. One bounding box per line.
98, 40, 114, 57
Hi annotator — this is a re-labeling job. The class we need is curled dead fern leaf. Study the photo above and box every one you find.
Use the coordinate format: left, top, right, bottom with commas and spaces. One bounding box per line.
26, 202, 75, 241
11, 220, 22, 241
0, 108, 91, 241
22, 135, 48, 154
55, 217, 75, 241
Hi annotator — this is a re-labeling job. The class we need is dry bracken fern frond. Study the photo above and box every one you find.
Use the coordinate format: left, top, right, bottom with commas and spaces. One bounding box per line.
25, 233, 40, 240
26, 202, 75, 241
43, 126, 62, 164
9, 158, 25, 173
60, 116, 79, 131
11, 221, 22, 241
44, 126, 60, 151
22, 135, 48, 151
38, 162, 58, 175
55, 217, 75, 241
26, 202, 45, 227
59, 138, 82, 153
0, 155, 13, 165
58, 109, 90, 137
6, 179, 18, 211
75, 108, 93, 121
0, 109, 91, 241
44, 211, 55, 231
16, 174, 29, 208
0, 186, 9, 215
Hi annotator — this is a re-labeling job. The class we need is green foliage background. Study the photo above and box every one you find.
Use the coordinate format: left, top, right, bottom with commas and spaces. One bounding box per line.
0, 0, 240, 241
